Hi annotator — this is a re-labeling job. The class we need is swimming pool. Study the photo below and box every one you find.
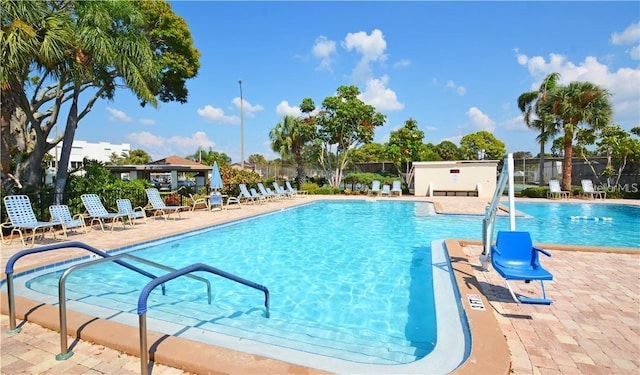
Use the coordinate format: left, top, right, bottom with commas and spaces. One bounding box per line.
16, 200, 469, 374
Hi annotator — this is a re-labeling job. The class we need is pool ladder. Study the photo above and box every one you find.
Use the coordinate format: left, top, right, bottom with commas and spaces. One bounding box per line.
3, 241, 270, 375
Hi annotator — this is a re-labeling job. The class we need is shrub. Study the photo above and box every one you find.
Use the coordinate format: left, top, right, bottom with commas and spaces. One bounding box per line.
520, 186, 548, 198
313, 186, 335, 195
301, 182, 319, 194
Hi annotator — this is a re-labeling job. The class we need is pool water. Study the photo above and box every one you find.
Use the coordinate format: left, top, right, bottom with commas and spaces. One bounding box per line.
499, 202, 640, 248
27, 201, 445, 367
20, 200, 638, 371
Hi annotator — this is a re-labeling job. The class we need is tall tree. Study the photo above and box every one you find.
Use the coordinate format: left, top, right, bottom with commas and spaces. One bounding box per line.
1, 0, 73, 189
541, 81, 613, 191
517, 72, 560, 185
313, 85, 386, 187
269, 114, 315, 184
435, 141, 460, 160
386, 118, 424, 187
2, 0, 200, 199
459, 131, 506, 160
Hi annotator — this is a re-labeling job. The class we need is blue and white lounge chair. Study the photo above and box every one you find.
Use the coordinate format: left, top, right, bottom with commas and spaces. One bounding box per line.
250, 187, 268, 204
285, 181, 308, 196
381, 184, 391, 197
116, 198, 147, 225
145, 188, 189, 220
581, 179, 605, 199
547, 179, 569, 199
49, 204, 87, 238
368, 180, 382, 196
1, 195, 60, 247
238, 183, 256, 204
273, 182, 292, 199
391, 180, 402, 197
257, 182, 277, 200
491, 231, 553, 305
81, 194, 130, 232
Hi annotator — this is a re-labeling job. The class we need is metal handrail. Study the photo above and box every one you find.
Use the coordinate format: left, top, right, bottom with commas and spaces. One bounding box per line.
137, 263, 270, 375
3, 241, 161, 334
55, 253, 212, 360
481, 153, 516, 267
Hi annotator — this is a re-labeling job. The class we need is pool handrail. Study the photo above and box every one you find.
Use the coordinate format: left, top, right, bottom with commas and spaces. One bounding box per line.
55, 253, 213, 360
4, 241, 162, 334
137, 263, 270, 375
481, 153, 516, 268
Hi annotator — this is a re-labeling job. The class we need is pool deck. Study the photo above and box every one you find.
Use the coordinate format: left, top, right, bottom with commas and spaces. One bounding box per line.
1, 195, 638, 374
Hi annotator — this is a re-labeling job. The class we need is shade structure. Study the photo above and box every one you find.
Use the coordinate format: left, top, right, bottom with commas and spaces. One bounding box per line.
210, 161, 223, 191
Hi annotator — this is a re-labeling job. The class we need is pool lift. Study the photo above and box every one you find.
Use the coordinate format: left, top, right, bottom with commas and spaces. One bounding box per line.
481, 153, 553, 305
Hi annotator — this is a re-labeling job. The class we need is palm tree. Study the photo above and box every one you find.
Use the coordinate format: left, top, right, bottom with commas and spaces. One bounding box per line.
270, 115, 315, 185
542, 81, 613, 191
517, 72, 560, 184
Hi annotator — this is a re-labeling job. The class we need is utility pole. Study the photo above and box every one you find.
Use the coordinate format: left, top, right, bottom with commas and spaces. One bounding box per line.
239, 80, 244, 169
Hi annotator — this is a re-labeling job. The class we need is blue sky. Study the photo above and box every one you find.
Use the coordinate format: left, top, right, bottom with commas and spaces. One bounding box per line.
74, 1, 640, 162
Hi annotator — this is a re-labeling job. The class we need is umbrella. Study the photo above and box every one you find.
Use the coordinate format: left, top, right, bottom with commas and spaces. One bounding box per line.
210, 161, 223, 191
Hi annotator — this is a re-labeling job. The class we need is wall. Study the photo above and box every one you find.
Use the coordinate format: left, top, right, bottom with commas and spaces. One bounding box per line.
413, 161, 498, 198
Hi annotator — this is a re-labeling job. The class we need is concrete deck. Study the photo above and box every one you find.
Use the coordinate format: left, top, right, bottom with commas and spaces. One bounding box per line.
1, 195, 638, 374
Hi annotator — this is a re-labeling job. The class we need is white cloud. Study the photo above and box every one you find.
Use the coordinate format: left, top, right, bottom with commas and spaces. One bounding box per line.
359, 76, 404, 112
610, 22, 640, 45
139, 118, 155, 125
503, 114, 529, 131
445, 80, 467, 96
232, 97, 264, 118
466, 107, 495, 132
127, 131, 164, 148
393, 59, 411, 68
516, 51, 640, 128
197, 105, 238, 124
342, 29, 387, 82
630, 45, 640, 60
275, 101, 302, 118
312, 36, 337, 71
106, 107, 132, 122
168, 131, 215, 151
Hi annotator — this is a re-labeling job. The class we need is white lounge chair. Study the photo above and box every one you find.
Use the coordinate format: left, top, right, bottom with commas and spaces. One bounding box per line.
249, 187, 268, 204
391, 180, 402, 197
1, 195, 61, 247
285, 181, 308, 196
81, 194, 130, 232
381, 184, 391, 197
257, 182, 278, 200
581, 179, 605, 199
273, 182, 292, 199
116, 198, 147, 225
547, 180, 569, 199
238, 184, 257, 204
145, 188, 189, 220
189, 193, 209, 211
49, 204, 88, 238
368, 180, 382, 196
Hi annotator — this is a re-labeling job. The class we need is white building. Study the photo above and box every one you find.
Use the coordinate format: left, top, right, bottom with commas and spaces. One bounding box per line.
47, 140, 131, 169
46, 140, 130, 183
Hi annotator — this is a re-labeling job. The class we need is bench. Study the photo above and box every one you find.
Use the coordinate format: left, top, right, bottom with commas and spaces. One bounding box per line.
433, 190, 478, 197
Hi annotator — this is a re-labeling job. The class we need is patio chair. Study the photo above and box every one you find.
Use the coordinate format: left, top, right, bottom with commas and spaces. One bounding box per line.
116, 198, 147, 225
81, 194, 130, 232
273, 182, 292, 199
491, 231, 553, 305
2, 195, 60, 247
250, 188, 268, 204
189, 193, 209, 211
581, 179, 605, 199
145, 188, 189, 220
238, 184, 257, 204
380, 184, 391, 197
547, 179, 569, 199
49, 204, 88, 238
368, 180, 382, 196
285, 181, 308, 196
209, 192, 224, 211
391, 180, 402, 197
257, 182, 278, 200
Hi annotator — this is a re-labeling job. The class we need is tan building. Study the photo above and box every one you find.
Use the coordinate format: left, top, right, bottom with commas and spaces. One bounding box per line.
413, 160, 498, 198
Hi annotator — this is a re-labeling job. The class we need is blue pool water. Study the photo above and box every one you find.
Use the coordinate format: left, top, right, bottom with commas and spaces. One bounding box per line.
498, 202, 640, 248
16, 200, 638, 372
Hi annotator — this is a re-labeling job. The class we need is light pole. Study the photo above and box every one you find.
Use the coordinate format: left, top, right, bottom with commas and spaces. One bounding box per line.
238, 80, 244, 169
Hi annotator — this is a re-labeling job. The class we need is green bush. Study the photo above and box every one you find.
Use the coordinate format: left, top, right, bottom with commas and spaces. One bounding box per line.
520, 186, 548, 198
313, 186, 335, 195
301, 182, 319, 194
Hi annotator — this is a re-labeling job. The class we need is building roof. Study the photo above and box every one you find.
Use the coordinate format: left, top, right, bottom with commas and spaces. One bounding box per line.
150, 155, 208, 167
105, 155, 211, 173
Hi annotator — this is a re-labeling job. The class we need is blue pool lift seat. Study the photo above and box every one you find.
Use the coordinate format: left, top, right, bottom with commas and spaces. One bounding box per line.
491, 231, 553, 305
